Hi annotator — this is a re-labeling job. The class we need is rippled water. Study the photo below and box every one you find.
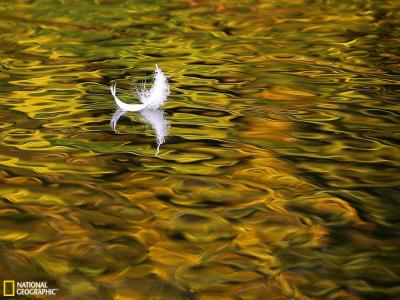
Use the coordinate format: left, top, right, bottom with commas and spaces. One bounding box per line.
0, 1, 399, 299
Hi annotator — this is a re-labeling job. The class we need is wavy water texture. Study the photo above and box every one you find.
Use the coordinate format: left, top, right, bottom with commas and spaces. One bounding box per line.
0, 0, 399, 300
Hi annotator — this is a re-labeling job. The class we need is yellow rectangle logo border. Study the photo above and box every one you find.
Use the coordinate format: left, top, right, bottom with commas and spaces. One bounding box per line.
3, 280, 15, 297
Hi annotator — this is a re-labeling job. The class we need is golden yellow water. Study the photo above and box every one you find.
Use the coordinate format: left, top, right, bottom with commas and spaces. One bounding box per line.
0, 0, 399, 299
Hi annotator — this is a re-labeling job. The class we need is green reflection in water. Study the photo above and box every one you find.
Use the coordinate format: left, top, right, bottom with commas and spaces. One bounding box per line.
0, 0, 399, 299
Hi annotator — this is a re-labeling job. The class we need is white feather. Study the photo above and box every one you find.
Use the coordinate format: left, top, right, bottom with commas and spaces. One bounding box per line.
110, 64, 169, 111
110, 83, 147, 112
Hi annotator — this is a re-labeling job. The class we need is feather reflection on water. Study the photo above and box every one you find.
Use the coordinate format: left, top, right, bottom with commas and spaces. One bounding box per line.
110, 108, 169, 155
110, 108, 127, 132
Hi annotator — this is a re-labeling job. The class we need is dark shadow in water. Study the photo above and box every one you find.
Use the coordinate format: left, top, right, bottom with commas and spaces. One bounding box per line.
110, 108, 169, 155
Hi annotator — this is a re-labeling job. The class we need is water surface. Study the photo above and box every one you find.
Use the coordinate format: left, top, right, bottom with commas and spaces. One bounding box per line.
0, 1, 399, 299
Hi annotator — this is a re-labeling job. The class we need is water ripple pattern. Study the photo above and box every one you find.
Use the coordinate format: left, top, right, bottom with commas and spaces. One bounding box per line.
0, 1, 399, 299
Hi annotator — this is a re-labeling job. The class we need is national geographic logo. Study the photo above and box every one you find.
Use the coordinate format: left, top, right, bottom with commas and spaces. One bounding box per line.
2, 280, 58, 297
3, 280, 14, 297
